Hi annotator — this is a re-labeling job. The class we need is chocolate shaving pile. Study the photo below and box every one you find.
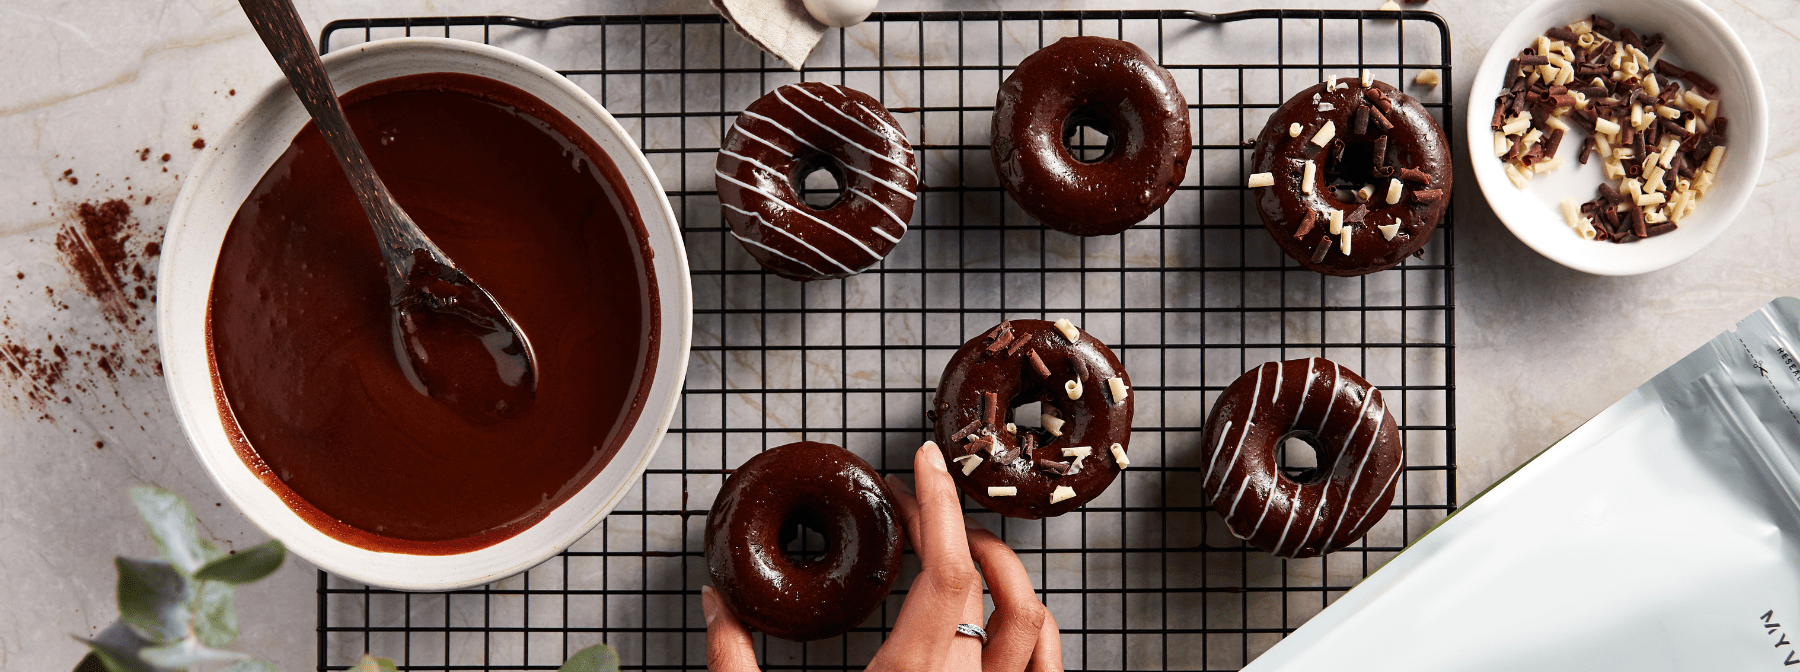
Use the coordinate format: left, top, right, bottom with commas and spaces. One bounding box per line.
1491, 14, 1728, 243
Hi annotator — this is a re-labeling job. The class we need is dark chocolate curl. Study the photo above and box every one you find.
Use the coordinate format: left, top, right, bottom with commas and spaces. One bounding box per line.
1397, 167, 1432, 185
1294, 209, 1316, 239
1412, 189, 1442, 204
1310, 237, 1332, 263
1028, 350, 1051, 378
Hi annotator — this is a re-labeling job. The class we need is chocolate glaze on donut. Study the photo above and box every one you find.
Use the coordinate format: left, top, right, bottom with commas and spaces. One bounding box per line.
933, 320, 1133, 519
705, 441, 903, 641
1200, 358, 1403, 558
992, 36, 1191, 237
717, 82, 917, 281
1252, 79, 1452, 276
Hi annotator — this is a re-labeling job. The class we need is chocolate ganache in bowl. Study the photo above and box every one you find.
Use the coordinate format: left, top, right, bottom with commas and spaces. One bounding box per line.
160, 38, 691, 590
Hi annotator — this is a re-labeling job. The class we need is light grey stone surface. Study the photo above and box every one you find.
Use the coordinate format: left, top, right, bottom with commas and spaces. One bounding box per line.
2, 0, 1796, 670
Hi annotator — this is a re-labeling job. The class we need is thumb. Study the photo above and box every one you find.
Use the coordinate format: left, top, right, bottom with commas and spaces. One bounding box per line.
702, 586, 762, 672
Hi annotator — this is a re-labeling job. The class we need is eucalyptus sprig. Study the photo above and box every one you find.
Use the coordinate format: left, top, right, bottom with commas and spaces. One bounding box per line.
75, 487, 286, 672
75, 486, 621, 672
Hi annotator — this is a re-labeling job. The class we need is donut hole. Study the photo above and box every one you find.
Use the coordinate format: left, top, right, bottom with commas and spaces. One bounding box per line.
1060, 110, 1116, 164
1276, 430, 1328, 485
778, 505, 833, 565
789, 153, 848, 210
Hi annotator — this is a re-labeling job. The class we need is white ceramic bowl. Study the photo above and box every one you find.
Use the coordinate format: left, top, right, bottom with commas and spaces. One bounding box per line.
158, 38, 691, 590
1467, 0, 1767, 276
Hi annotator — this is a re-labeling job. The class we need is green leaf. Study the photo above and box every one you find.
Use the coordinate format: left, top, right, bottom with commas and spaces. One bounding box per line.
138, 638, 246, 669
351, 653, 400, 672
558, 644, 621, 672
193, 540, 285, 584
129, 487, 223, 574
219, 658, 281, 672
115, 558, 188, 644
74, 621, 169, 672
191, 579, 239, 648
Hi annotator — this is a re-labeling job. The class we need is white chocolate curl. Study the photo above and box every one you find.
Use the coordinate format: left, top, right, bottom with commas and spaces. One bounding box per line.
1301, 160, 1316, 191
1065, 379, 1083, 400
953, 454, 983, 476
1288, 122, 1303, 138
1110, 443, 1130, 469
1386, 178, 1404, 205
1248, 172, 1275, 188
1310, 120, 1337, 147
1042, 414, 1064, 436
1050, 486, 1076, 504
1053, 318, 1080, 343
1107, 377, 1129, 403
988, 486, 1017, 497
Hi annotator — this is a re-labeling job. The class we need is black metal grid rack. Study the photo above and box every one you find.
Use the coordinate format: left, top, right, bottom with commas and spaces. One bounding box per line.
316, 10, 1456, 671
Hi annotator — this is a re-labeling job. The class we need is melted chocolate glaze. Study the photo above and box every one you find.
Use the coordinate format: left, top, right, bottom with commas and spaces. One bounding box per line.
209, 73, 658, 555
717, 82, 917, 281
933, 320, 1132, 519
705, 442, 903, 641
1252, 79, 1452, 276
1200, 358, 1403, 558
991, 36, 1191, 237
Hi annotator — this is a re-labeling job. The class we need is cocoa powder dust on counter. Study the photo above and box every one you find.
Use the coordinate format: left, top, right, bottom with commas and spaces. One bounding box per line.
1, 194, 167, 418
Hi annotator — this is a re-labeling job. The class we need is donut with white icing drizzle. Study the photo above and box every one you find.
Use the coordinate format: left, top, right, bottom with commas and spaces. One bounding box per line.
716, 82, 917, 281
1200, 358, 1403, 557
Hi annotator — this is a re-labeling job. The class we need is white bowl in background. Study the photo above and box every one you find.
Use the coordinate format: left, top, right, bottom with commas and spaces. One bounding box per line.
1466, 0, 1766, 276
158, 37, 692, 591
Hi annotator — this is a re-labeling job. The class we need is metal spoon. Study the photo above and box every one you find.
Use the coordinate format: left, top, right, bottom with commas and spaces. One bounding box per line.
239, 0, 535, 422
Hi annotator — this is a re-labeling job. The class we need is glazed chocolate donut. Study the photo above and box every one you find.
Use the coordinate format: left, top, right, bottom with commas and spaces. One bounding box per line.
1200, 358, 1403, 558
717, 82, 918, 281
705, 441, 903, 641
1250, 78, 1452, 276
932, 319, 1133, 519
991, 36, 1191, 237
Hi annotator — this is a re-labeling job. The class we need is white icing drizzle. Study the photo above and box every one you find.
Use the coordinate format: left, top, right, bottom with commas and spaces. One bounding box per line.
1213, 365, 1266, 506
737, 109, 823, 153
1271, 491, 1304, 557
1224, 466, 1254, 520
733, 125, 793, 157
837, 161, 918, 201
720, 201, 852, 275
1344, 453, 1403, 536
1202, 420, 1233, 491
802, 83, 914, 162
1250, 477, 1280, 537
1315, 361, 1345, 432
849, 187, 909, 237
1271, 360, 1283, 405
772, 88, 920, 181
726, 228, 824, 276
715, 169, 882, 262
1291, 388, 1376, 555
718, 148, 784, 181
1321, 390, 1385, 547
789, 85, 890, 149
1290, 357, 1318, 431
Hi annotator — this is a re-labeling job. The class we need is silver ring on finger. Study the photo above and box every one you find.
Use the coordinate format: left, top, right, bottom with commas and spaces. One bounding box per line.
955, 623, 989, 645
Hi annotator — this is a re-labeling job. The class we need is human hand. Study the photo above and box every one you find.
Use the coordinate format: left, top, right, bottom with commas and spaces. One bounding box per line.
701, 441, 1062, 672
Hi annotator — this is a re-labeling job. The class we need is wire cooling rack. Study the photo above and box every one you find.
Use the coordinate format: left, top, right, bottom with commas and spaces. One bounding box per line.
315, 9, 1455, 671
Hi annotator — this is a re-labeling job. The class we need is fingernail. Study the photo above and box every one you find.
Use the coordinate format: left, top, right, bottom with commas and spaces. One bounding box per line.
923, 443, 946, 471
700, 585, 719, 625
885, 473, 914, 497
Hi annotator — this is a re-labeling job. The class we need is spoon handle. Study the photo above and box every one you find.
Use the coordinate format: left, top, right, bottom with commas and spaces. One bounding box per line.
238, 0, 436, 281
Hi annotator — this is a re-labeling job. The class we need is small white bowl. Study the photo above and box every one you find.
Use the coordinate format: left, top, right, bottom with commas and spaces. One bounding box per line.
158, 38, 691, 590
1467, 0, 1767, 276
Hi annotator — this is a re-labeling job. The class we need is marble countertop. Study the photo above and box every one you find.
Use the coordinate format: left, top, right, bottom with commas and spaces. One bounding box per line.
3, 0, 1797, 670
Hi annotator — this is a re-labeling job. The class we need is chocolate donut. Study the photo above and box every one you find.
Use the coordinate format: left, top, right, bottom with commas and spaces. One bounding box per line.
991, 36, 1191, 237
1249, 78, 1452, 276
705, 441, 903, 641
932, 319, 1133, 519
717, 82, 918, 281
1200, 358, 1403, 558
